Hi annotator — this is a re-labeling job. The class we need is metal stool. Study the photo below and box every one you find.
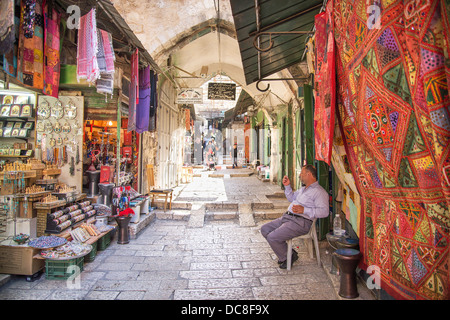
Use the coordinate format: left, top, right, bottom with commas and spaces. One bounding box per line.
333, 248, 362, 299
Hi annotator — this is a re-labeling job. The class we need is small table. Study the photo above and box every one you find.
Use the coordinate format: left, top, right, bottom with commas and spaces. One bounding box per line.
149, 189, 173, 212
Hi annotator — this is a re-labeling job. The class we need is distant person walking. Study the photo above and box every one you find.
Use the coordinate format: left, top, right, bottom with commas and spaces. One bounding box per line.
231, 143, 238, 168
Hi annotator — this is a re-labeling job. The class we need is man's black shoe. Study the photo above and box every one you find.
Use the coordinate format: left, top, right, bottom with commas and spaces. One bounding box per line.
279, 250, 298, 268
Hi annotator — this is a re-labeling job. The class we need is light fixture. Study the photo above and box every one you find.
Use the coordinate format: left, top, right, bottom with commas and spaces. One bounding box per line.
200, 66, 208, 78
108, 121, 113, 126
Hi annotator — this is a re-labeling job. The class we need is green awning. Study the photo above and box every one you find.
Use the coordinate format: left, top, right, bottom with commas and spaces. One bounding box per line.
229, 0, 322, 86
223, 90, 255, 127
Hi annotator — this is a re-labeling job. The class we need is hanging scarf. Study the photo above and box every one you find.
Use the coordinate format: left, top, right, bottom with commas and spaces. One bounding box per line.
136, 66, 150, 133
17, 0, 43, 89
96, 28, 114, 97
76, 8, 99, 84
2, 0, 19, 77
127, 48, 138, 132
0, 0, 15, 55
43, 2, 60, 97
148, 69, 158, 132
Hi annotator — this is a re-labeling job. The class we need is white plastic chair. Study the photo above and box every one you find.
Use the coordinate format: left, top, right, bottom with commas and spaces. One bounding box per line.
286, 218, 321, 270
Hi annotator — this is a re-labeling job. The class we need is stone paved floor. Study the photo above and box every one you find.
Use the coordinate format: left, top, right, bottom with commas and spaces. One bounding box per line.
0, 168, 376, 301
0, 218, 375, 300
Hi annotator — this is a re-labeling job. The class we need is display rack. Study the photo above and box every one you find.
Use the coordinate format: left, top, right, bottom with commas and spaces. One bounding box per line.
0, 92, 36, 161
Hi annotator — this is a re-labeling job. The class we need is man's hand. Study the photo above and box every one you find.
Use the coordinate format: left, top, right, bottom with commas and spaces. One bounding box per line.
291, 204, 304, 214
282, 175, 290, 186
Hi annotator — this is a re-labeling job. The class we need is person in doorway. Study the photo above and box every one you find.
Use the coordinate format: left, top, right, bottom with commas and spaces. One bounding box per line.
231, 143, 238, 168
206, 137, 218, 170
261, 165, 329, 269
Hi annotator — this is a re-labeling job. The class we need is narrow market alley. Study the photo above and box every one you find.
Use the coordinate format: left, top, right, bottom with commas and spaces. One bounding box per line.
0, 170, 375, 300
0, 0, 448, 304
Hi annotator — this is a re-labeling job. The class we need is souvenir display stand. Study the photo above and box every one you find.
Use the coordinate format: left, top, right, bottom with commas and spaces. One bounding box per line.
36, 95, 84, 192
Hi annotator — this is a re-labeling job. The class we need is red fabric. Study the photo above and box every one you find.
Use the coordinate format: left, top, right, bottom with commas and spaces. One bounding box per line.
314, 0, 335, 165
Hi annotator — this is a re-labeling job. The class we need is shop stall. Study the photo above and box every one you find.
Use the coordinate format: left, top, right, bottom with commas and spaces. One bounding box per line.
0, 0, 158, 281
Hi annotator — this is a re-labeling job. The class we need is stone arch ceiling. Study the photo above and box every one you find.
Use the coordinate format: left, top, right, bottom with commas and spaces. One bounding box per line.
112, 0, 299, 107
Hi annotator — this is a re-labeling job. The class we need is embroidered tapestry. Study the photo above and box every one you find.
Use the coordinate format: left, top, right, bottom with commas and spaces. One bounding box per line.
17, 0, 44, 90
43, 3, 60, 98
314, 0, 335, 165
334, 0, 450, 300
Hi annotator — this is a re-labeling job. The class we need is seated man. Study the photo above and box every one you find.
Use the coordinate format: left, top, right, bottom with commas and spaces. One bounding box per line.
261, 165, 329, 269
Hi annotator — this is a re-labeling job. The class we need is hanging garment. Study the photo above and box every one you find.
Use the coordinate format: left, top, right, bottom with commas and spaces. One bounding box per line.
305, 35, 315, 75
148, 69, 158, 132
0, 0, 15, 55
127, 48, 138, 132
96, 29, 114, 97
22, 0, 36, 38
136, 66, 150, 134
17, 0, 43, 89
334, 0, 450, 300
2, 0, 19, 77
43, 2, 61, 97
76, 8, 99, 85
313, 1, 335, 166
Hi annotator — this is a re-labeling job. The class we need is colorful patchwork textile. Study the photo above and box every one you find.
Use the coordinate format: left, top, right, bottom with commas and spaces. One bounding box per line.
17, 0, 43, 89
334, 0, 450, 300
43, 3, 60, 98
314, 0, 335, 165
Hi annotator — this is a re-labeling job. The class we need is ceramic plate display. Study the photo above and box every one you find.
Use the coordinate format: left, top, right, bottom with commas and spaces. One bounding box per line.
2, 95, 13, 104
44, 121, 53, 134
36, 121, 44, 132
53, 121, 62, 134
38, 100, 50, 119
64, 99, 77, 120
56, 136, 63, 146
61, 121, 71, 134
51, 100, 64, 119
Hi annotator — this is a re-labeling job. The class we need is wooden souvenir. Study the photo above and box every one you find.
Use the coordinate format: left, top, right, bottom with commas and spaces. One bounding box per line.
19, 129, 28, 137
20, 104, 32, 117
11, 128, 19, 137
24, 121, 34, 129
1, 105, 11, 117
3, 127, 12, 137
9, 104, 21, 117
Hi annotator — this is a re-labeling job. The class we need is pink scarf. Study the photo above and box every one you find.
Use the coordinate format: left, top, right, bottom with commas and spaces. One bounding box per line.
77, 8, 99, 84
